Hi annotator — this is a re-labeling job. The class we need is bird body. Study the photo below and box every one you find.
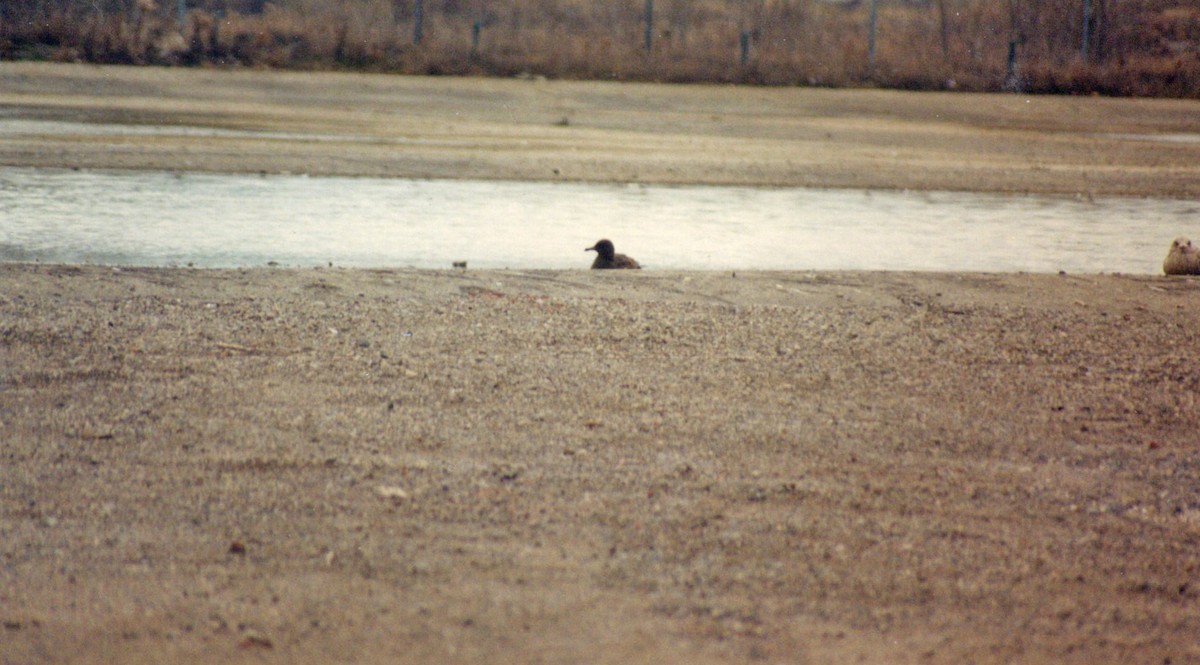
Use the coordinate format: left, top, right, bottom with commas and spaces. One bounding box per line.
1163, 236, 1200, 275
586, 239, 640, 270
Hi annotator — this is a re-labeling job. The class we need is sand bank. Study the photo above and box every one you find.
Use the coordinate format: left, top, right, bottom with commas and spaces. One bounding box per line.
2, 264, 1199, 664
2, 62, 1199, 197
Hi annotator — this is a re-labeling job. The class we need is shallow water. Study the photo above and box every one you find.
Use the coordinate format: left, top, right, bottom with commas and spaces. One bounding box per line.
1, 166, 1195, 273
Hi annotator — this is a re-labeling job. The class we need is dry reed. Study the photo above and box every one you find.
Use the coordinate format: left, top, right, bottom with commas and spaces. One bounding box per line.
1, 0, 1197, 97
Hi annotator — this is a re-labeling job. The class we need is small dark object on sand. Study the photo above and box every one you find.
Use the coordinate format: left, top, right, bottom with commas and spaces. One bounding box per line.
586, 239, 640, 270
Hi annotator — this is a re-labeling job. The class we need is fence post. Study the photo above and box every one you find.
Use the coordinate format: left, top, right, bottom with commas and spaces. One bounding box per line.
1003, 39, 1023, 91
644, 0, 653, 51
936, 0, 948, 58
177, 0, 186, 26
739, 30, 750, 68
413, 0, 424, 45
867, 0, 878, 73
1080, 0, 1091, 60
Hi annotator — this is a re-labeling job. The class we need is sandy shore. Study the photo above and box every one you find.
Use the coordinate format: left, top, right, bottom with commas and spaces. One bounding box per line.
2, 62, 1199, 196
3, 265, 1200, 664
2, 64, 1200, 664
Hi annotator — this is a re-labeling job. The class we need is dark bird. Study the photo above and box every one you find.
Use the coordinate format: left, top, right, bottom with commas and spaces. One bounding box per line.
585, 239, 641, 270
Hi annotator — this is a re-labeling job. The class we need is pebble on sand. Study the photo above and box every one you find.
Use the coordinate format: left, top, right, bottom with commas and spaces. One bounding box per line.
377, 486, 410, 503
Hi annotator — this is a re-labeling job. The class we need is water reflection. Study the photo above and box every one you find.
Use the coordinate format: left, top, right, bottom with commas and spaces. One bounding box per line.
1, 167, 1195, 273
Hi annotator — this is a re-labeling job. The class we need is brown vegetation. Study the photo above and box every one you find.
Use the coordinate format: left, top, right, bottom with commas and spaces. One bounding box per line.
1, 0, 1198, 96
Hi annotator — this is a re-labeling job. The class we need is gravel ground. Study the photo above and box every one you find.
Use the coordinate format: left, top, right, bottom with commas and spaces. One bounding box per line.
2, 265, 1200, 664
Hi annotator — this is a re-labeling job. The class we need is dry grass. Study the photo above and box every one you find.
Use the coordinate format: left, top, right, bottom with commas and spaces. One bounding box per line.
1, 0, 1198, 97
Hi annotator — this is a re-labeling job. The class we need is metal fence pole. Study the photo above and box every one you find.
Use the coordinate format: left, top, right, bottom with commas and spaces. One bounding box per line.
413, 0, 424, 45
1080, 0, 1091, 60
868, 0, 878, 73
644, 0, 653, 51
937, 0, 949, 58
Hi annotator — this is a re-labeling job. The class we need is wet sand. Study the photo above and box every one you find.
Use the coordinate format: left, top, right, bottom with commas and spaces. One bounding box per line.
2, 64, 1200, 665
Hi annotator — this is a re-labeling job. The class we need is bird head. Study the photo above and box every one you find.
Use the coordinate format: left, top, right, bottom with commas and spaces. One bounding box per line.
586, 239, 616, 260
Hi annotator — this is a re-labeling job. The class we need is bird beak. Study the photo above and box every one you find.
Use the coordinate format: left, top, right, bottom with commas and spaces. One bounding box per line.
585, 245, 595, 252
